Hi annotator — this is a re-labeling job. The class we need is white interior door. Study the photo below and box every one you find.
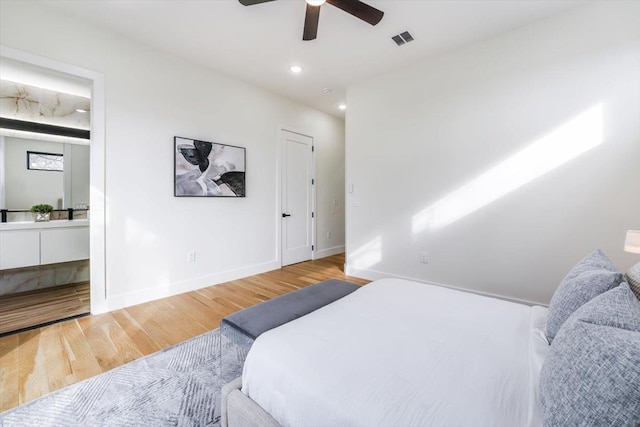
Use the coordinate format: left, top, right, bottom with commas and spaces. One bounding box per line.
281, 130, 314, 266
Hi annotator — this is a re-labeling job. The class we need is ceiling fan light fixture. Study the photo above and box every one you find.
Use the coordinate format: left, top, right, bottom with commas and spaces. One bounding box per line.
240, 0, 383, 41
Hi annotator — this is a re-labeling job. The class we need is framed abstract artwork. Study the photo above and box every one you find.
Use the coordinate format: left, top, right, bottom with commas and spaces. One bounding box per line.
174, 136, 246, 197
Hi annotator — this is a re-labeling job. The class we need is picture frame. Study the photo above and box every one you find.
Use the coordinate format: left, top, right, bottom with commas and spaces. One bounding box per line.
27, 150, 64, 172
174, 136, 246, 197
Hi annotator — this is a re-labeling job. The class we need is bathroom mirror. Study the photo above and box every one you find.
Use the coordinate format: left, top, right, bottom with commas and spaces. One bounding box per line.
0, 135, 90, 210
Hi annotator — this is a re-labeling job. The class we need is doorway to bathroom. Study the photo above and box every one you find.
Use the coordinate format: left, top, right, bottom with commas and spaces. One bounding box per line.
0, 50, 99, 335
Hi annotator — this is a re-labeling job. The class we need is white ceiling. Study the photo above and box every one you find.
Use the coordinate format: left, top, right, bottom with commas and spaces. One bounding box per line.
41, 0, 585, 118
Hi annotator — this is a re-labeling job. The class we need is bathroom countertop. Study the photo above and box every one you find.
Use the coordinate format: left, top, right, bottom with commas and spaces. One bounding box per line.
0, 219, 90, 231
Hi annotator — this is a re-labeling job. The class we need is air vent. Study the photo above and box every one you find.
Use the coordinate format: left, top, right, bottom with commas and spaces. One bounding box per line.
392, 31, 415, 46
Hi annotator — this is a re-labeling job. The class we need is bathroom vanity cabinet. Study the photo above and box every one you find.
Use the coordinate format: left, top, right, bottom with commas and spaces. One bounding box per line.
0, 220, 89, 270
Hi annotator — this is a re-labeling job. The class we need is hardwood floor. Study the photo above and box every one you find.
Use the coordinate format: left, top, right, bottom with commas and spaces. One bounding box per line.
0, 254, 368, 412
0, 282, 90, 335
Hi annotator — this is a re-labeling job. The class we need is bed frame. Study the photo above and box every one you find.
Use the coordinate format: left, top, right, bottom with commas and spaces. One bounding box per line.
221, 377, 280, 427
219, 279, 360, 426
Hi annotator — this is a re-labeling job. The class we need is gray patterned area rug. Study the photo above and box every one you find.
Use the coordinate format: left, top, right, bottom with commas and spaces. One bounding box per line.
0, 329, 242, 427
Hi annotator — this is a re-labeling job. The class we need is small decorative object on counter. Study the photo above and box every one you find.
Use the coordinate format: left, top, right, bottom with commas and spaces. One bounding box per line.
30, 204, 54, 222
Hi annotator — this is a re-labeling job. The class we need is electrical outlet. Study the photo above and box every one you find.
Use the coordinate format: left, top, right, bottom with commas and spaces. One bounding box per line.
420, 252, 428, 264
327, 231, 332, 239
187, 251, 196, 262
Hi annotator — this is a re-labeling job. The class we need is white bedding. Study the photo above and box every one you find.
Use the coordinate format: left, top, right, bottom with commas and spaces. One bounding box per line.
242, 278, 549, 427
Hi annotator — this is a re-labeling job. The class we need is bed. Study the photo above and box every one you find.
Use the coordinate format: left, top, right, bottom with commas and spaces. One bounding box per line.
221, 250, 640, 427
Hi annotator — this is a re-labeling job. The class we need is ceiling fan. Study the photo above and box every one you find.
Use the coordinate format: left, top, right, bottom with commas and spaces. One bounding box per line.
239, 0, 384, 41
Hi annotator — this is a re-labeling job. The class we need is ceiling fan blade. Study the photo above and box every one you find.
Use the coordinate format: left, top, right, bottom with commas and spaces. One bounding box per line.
239, 0, 276, 6
326, 0, 383, 25
303, 4, 321, 41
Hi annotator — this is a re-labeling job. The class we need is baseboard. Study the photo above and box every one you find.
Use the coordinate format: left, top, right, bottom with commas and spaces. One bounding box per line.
345, 264, 547, 307
104, 260, 280, 312
314, 245, 345, 259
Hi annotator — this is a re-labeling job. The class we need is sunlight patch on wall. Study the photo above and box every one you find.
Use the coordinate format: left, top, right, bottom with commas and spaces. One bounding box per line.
349, 236, 382, 269
412, 105, 603, 233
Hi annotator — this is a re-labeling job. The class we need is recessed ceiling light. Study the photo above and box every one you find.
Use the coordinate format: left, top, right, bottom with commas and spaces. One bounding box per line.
338, 104, 347, 111
75, 109, 88, 113
306, 0, 326, 6
289, 65, 303, 74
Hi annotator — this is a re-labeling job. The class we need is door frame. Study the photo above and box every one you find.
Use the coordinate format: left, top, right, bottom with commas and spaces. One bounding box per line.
277, 127, 316, 267
0, 45, 108, 314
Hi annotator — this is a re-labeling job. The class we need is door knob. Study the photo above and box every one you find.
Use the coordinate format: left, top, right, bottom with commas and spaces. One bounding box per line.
282, 213, 291, 218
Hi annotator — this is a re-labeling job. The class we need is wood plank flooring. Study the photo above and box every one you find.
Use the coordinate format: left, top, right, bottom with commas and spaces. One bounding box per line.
0, 282, 90, 335
0, 254, 368, 412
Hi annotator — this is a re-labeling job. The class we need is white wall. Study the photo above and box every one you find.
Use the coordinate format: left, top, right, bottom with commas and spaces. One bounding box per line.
0, 137, 4, 207
64, 143, 90, 209
0, 1, 345, 309
71, 144, 90, 209
313, 114, 347, 258
346, 1, 640, 305
4, 137, 64, 209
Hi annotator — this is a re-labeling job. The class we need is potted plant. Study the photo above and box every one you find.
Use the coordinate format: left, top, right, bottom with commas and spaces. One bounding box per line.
30, 204, 54, 222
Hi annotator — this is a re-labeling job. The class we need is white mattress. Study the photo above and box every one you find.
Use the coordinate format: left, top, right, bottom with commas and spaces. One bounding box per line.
242, 278, 549, 427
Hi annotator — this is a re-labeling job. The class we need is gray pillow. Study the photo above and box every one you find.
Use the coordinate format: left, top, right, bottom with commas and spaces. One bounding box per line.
546, 249, 623, 342
539, 283, 640, 427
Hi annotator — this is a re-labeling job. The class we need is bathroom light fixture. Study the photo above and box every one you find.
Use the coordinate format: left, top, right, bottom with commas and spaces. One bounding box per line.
289, 65, 303, 74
